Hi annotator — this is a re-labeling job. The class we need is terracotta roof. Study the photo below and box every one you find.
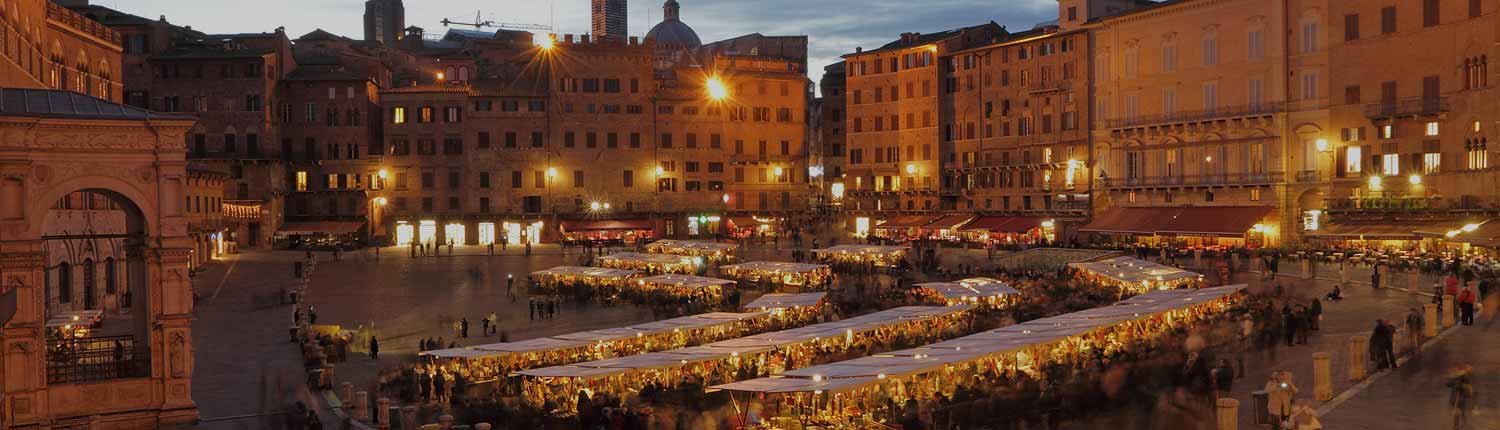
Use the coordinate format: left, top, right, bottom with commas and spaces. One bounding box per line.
380, 83, 471, 94
1082, 206, 1274, 237
0, 88, 194, 121
155, 47, 274, 60
286, 67, 368, 82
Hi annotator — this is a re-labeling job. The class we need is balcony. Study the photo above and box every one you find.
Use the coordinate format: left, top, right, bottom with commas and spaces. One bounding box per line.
1103, 172, 1285, 189
1295, 170, 1321, 183
1104, 101, 1285, 129
1325, 194, 1493, 213
47, 335, 149, 385
1025, 80, 1071, 94
47, 2, 121, 44
1363, 97, 1450, 119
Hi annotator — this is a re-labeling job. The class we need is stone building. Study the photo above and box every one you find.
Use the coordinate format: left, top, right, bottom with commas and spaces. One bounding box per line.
818, 61, 848, 207
186, 162, 228, 271
840, 23, 1006, 216
1305, 0, 1500, 246
363, 0, 404, 46
0, 1, 125, 101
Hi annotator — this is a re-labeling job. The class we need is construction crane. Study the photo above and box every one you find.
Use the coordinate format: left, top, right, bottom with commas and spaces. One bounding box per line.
442, 11, 553, 32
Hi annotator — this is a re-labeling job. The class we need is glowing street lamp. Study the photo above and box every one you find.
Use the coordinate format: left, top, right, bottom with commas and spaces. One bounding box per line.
656, 165, 666, 176
1463, 222, 1482, 233
1315, 138, 1330, 152
1409, 174, 1423, 185
377, 169, 389, 180
546, 167, 558, 178
773, 166, 784, 176
1368, 175, 1383, 191
706, 76, 730, 101
590, 201, 602, 211
722, 193, 731, 204
905, 164, 916, 174
374, 197, 388, 206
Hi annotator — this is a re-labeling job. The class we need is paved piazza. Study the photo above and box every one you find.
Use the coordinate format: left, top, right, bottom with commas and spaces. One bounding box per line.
189, 246, 1497, 429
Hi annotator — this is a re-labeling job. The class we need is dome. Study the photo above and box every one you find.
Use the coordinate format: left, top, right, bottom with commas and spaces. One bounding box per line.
645, 0, 701, 49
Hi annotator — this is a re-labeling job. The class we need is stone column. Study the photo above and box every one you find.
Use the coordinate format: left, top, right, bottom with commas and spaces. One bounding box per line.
1424, 304, 1439, 337
1301, 259, 1312, 280
476, 424, 493, 430
341, 382, 353, 404
355, 391, 370, 421
1313, 352, 1333, 401
1216, 398, 1239, 430
1347, 336, 1367, 381
1443, 295, 1457, 327
401, 405, 419, 430
376, 398, 391, 429
1408, 270, 1420, 294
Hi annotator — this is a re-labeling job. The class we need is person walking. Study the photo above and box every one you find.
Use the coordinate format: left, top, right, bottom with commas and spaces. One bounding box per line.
369, 336, 379, 360
1448, 364, 1475, 430
1282, 306, 1299, 347
1370, 319, 1397, 370
460, 318, 469, 338
1309, 298, 1323, 331
481, 316, 490, 337
1458, 287, 1477, 326
1212, 358, 1235, 398
529, 298, 537, 321
1371, 263, 1381, 289
1406, 307, 1426, 353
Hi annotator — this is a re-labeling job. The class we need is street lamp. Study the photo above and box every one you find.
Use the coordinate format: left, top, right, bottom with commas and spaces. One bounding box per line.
546, 167, 557, 178
773, 166, 784, 177
1408, 174, 1422, 185
1315, 138, 1330, 152
722, 193, 731, 204
905, 164, 916, 175
1368, 175, 1383, 191
374, 197, 388, 206
590, 201, 602, 211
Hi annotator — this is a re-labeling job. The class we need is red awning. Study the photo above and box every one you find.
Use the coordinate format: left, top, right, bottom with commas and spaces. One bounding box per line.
957, 216, 1044, 234
727, 216, 765, 230
924, 214, 975, 230
560, 219, 654, 232
1083, 206, 1274, 237
875, 215, 941, 229
276, 221, 365, 236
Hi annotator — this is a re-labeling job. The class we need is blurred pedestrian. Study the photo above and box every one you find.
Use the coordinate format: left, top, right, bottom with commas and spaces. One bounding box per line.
1459, 287, 1477, 326
369, 336, 379, 359
1448, 364, 1474, 430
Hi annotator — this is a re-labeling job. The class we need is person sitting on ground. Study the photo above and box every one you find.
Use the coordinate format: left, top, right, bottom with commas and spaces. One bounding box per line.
1325, 284, 1344, 301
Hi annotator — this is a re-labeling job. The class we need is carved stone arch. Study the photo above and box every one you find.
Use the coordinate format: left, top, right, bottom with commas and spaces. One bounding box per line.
26, 176, 156, 240
1292, 123, 1324, 135
1246, 15, 1267, 28
1159, 135, 1185, 146
1196, 131, 1228, 143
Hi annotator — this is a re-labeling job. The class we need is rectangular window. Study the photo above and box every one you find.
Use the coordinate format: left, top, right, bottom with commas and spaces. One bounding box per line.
1346, 14, 1364, 42
1383, 153, 1401, 175
623, 170, 633, 187
1382, 6, 1397, 34
478, 132, 491, 149
1424, 0, 1441, 27
1248, 30, 1265, 60
573, 170, 584, 187
1426, 122, 1441, 136
1346, 146, 1363, 173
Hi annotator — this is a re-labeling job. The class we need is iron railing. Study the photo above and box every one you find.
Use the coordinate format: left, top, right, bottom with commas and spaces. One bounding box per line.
1363, 97, 1450, 119
1103, 101, 1286, 129
1103, 172, 1285, 188
47, 335, 150, 385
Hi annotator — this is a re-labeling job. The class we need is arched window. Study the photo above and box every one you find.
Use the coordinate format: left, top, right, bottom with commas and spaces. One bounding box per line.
458, 66, 469, 82
57, 262, 71, 304
82, 258, 95, 309
444, 66, 455, 81
105, 257, 116, 294
1300, 10, 1322, 54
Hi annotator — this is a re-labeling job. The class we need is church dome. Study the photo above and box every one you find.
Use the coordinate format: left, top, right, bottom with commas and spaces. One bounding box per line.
645, 0, 701, 49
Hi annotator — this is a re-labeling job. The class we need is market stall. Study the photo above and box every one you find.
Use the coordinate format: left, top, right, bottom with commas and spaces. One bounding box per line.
743, 292, 829, 329
528, 266, 642, 297
597, 252, 702, 275
644, 239, 741, 264
44, 310, 103, 339
418, 311, 769, 383
629, 274, 737, 308
913, 278, 1020, 307
957, 216, 1049, 245
713, 285, 1247, 428
718, 261, 835, 291
728, 216, 774, 239
517, 305, 976, 413
1067, 256, 1203, 295
811, 245, 909, 269
871, 215, 942, 241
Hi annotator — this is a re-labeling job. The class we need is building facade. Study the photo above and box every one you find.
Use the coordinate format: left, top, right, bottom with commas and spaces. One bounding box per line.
363, 0, 404, 46
591, 0, 628, 41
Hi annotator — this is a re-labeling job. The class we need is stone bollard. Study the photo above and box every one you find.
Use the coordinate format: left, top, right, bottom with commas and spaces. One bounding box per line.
1313, 352, 1333, 401
1194, 250, 1203, 268
1301, 259, 1312, 280
476, 424, 493, 430
1443, 295, 1457, 327
1347, 336, 1367, 381
355, 391, 370, 421
1424, 304, 1439, 338
401, 405, 418, 430
438, 414, 454, 429
341, 382, 353, 404
1216, 398, 1239, 430
1408, 271, 1420, 294
376, 398, 391, 429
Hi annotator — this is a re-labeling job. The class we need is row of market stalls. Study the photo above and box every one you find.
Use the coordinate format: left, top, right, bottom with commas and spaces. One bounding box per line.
1066, 256, 1204, 296
517, 304, 992, 411
711, 285, 1246, 427
810, 245, 910, 269
1301, 217, 1500, 251
912, 278, 1021, 307
645, 240, 740, 264
858, 215, 1055, 244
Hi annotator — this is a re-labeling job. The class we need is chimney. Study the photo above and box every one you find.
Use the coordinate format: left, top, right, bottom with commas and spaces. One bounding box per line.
564, 34, 574, 43
855, 47, 863, 54
581, 34, 591, 43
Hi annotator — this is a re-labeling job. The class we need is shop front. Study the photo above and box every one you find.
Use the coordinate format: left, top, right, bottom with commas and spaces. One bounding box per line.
1082, 206, 1277, 249
956, 216, 1048, 245
871, 215, 941, 241
274, 221, 366, 250
727, 216, 773, 239
503, 221, 545, 245
559, 219, 656, 245
684, 214, 724, 238
921, 214, 975, 241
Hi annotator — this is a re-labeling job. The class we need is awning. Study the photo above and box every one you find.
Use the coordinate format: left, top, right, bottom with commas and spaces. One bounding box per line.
727, 216, 765, 229
560, 219, 653, 232
924, 214, 975, 230
1082, 206, 1273, 237
276, 221, 364, 236
958, 216, 1044, 234
1412, 219, 1491, 239
875, 215, 941, 229
1453, 220, 1500, 247
1304, 222, 1424, 240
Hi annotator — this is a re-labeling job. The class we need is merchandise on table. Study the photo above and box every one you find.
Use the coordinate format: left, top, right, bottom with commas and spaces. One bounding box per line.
644, 239, 740, 264
630, 274, 736, 306
1067, 256, 1203, 295
718, 261, 835, 290
418, 311, 768, 383
517, 305, 983, 413
743, 292, 829, 327
529, 266, 641, 296
713, 285, 1247, 428
913, 278, 1021, 307
597, 252, 702, 275
811, 245, 909, 268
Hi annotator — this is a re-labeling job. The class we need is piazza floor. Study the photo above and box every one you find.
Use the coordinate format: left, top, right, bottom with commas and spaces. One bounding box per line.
188, 245, 1496, 429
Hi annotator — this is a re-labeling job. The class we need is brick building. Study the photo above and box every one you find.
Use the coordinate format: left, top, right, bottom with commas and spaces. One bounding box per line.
818, 61, 848, 207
